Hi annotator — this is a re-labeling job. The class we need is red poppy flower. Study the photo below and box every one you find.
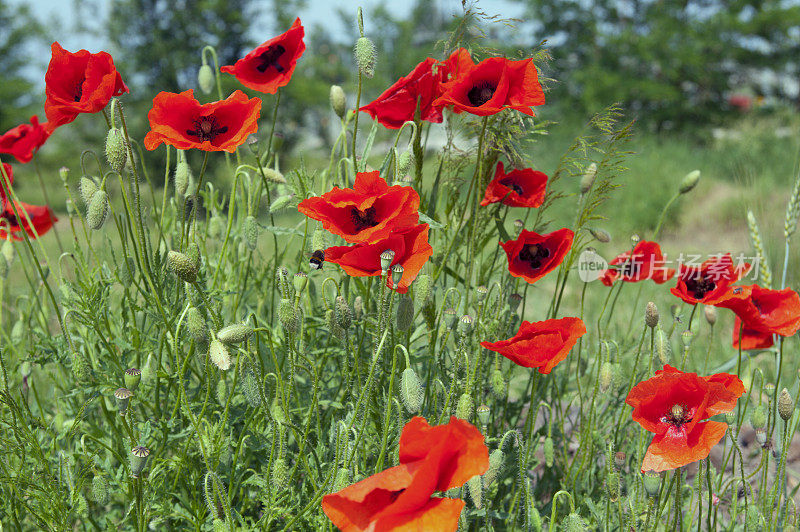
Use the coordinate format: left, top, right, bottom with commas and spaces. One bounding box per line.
600, 241, 676, 286
626, 365, 745, 472
0, 116, 51, 163
360, 58, 446, 129
480, 317, 586, 374
438, 48, 475, 84
433, 57, 545, 117
480, 161, 547, 208
715, 285, 800, 337
0, 164, 57, 240
325, 224, 432, 294
221, 18, 305, 94
322, 416, 489, 532
298, 171, 420, 244
670, 253, 750, 305
143, 90, 261, 153
501, 228, 573, 284
44, 42, 128, 130
732, 315, 774, 350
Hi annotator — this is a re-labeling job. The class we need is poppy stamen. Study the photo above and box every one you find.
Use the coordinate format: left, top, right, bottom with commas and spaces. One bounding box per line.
518, 243, 551, 269
186, 116, 229, 142
74, 77, 86, 102
0, 211, 20, 229
684, 274, 716, 299
256, 45, 287, 73
350, 206, 379, 231
467, 82, 497, 107
499, 177, 524, 196
665, 404, 692, 427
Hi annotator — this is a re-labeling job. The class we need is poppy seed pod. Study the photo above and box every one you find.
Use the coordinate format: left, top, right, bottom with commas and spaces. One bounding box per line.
645, 302, 659, 328
243, 215, 259, 250
209, 339, 231, 371
197, 63, 215, 94
681, 329, 694, 349
580, 162, 597, 194
79, 176, 98, 206
330, 85, 346, 119
508, 293, 523, 312
643, 471, 661, 497
354, 37, 376, 78
614, 451, 625, 470
400, 367, 423, 413
476, 405, 490, 427
476, 285, 488, 303
443, 307, 457, 329
186, 307, 208, 344
167, 250, 197, 283
455, 392, 474, 420
679, 170, 701, 194
174, 158, 191, 196
105, 127, 127, 174
544, 436, 554, 467
114, 387, 133, 414
217, 323, 253, 345
124, 368, 141, 391
91, 474, 109, 504
513, 219, 524, 235
458, 315, 474, 336
779, 388, 794, 421
704, 305, 717, 326
396, 295, 414, 331
391, 264, 404, 287
589, 228, 611, 243
129, 446, 150, 477
87, 189, 109, 230
766, 383, 776, 397
335, 296, 352, 330
293, 272, 308, 293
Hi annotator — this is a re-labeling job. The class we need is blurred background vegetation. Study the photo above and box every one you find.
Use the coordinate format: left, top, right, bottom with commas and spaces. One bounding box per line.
3, 0, 800, 261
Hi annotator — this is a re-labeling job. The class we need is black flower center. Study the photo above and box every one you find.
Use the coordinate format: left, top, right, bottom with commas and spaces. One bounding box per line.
665, 404, 692, 428
256, 45, 287, 73
74, 76, 85, 102
351, 207, 378, 231
619, 259, 641, 278
499, 177, 524, 196
518, 243, 551, 270
0, 210, 20, 229
467, 82, 497, 107
186, 116, 229, 142
684, 275, 716, 300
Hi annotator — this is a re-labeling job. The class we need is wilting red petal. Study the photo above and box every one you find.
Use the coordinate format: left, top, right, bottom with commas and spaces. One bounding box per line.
143, 90, 261, 152
600, 241, 675, 286
298, 171, 420, 244
44, 42, 128, 130
480, 317, 586, 373
670, 253, 750, 305
221, 18, 305, 94
501, 228, 573, 285
0, 116, 51, 163
480, 161, 547, 208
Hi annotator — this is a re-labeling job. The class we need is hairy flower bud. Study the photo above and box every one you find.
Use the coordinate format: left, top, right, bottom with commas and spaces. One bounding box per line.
187, 307, 208, 345
92, 474, 109, 505
167, 250, 197, 283
79, 176, 98, 206
311, 228, 327, 251
242, 367, 261, 408
330, 85, 346, 119
599, 362, 613, 391
544, 436, 554, 467
354, 36, 377, 78
354, 295, 364, 321
209, 339, 231, 371
278, 298, 296, 331
87, 190, 109, 230
491, 369, 505, 398
484, 448, 504, 486
779, 388, 794, 422
272, 457, 289, 489
396, 295, 414, 331
243, 215, 259, 250
105, 127, 127, 174
129, 446, 150, 477
606, 470, 620, 501
269, 194, 294, 212
262, 167, 286, 184
467, 476, 482, 509
645, 302, 659, 328
217, 323, 253, 345
400, 367, 423, 413
751, 404, 767, 430
397, 150, 414, 177
588, 227, 611, 243
704, 305, 717, 326
174, 157, 191, 196
679, 170, 701, 194
654, 328, 671, 365
71, 351, 91, 382
580, 162, 597, 194
335, 296, 352, 330
414, 273, 432, 303
455, 392, 474, 420
197, 63, 215, 94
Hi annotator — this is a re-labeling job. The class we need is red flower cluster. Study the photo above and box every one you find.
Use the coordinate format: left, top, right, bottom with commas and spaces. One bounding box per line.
600, 241, 675, 286
626, 365, 744, 472
44, 42, 128, 131
222, 18, 306, 94
670, 253, 750, 305
299, 172, 431, 293
480, 162, 548, 208
0, 164, 57, 240
501, 228, 573, 284
143, 90, 261, 152
0, 117, 51, 164
322, 416, 488, 531
481, 317, 586, 374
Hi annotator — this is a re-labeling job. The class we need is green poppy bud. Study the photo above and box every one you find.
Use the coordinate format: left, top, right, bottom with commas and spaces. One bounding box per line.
599, 362, 613, 391
645, 301, 659, 328
105, 127, 127, 174
455, 392, 474, 420
544, 436, 554, 467
186, 307, 208, 345
209, 339, 231, 371
129, 446, 150, 477
704, 305, 717, 326
1, 239, 14, 267
580, 162, 597, 194
92, 473, 109, 505
217, 323, 253, 345
467, 476, 482, 509
87, 190, 109, 230
606, 470, 620, 501
491, 369, 505, 398
354, 36, 376, 78
414, 273, 432, 303
484, 448, 504, 485
197, 64, 215, 94
679, 170, 701, 194
272, 457, 289, 489
167, 250, 197, 283
751, 404, 767, 429
397, 150, 414, 176
243, 215, 259, 251
242, 368, 262, 408
335, 296, 352, 330
396, 294, 414, 331
269, 194, 294, 213
779, 388, 794, 422
124, 368, 141, 391
330, 85, 346, 119
311, 228, 327, 251
71, 351, 91, 382
589, 227, 611, 243
564, 513, 587, 532
654, 328, 671, 365
333, 467, 350, 491
174, 158, 191, 196
79, 176, 98, 206
278, 298, 296, 331
400, 367, 423, 413
354, 296, 364, 320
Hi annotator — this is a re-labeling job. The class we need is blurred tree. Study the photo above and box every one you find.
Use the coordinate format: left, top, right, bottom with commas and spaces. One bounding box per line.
0, 1, 44, 131
515, 0, 800, 129
107, 0, 257, 97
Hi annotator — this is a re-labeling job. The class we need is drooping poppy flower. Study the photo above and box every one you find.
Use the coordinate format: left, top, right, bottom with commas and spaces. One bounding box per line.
731, 315, 774, 350
600, 241, 676, 286
670, 253, 750, 305
324, 223, 432, 294
297, 171, 420, 244
143, 90, 261, 153
501, 228, 573, 284
360, 58, 445, 129
0, 164, 57, 240
0, 116, 51, 163
480, 317, 586, 374
433, 57, 545, 117
626, 365, 745, 472
44, 42, 129, 130
221, 18, 305, 94
480, 161, 547, 208
715, 285, 800, 338
322, 416, 489, 532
